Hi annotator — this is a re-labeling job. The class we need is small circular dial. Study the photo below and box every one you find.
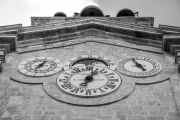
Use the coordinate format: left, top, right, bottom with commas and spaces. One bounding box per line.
64, 55, 116, 70
18, 57, 63, 77
57, 66, 121, 97
117, 56, 162, 77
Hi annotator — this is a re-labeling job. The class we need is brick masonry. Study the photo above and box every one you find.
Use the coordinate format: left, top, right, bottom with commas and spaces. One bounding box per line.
0, 37, 180, 120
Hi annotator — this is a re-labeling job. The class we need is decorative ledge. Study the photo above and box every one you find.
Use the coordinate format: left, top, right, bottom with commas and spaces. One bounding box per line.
0, 35, 17, 52
162, 35, 180, 52
17, 36, 163, 55
18, 28, 162, 49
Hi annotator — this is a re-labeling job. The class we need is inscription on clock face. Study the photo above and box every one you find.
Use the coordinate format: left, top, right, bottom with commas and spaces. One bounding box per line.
117, 56, 162, 77
64, 55, 116, 70
57, 66, 121, 97
18, 57, 63, 77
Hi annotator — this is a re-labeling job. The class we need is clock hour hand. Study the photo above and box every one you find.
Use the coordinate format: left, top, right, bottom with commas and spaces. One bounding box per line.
35, 60, 46, 69
79, 75, 94, 86
131, 58, 146, 71
79, 67, 97, 87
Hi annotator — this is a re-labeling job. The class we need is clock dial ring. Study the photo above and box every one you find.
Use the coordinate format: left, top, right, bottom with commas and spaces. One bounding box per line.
117, 56, 162, 77
57, 66, 121, 98
18, 57, 63, 77
63, 55, 116, 70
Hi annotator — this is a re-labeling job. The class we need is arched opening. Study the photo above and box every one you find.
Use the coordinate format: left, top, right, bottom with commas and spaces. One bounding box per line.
117, 8, 135, 17
80, 5, 104, 17
54, 12, 67, 17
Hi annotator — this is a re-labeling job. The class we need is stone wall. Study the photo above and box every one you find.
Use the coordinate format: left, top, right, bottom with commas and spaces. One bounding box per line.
0, 38, 179, 120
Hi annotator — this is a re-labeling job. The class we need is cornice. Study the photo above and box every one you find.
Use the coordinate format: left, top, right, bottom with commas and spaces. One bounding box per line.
18, 28, 162, 48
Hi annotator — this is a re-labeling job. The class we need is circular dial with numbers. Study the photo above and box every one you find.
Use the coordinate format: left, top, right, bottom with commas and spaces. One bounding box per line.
117, 56, 162, 77
64, 55, 116, 70
57, 66, 121, 97
18, 57, 63, 77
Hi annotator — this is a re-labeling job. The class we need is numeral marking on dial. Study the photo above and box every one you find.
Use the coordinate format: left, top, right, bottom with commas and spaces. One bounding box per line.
57, 65, 121, 97
109, 79, 118, 82
61, 83, 73, 89
98, 88, 105, 93
85, 89, 92, 95
105, 83, 116, 89
70, 87, 80, 93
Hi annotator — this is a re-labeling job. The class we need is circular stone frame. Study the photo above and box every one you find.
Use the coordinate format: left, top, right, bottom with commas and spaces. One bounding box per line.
11, 57, 63, 84
63, 55, 116, 70
43, 77, 135, 106
57, 66, 122, 98
117, 56, 162, 78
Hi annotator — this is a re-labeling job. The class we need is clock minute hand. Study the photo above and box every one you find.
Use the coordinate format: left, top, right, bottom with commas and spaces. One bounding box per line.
79, 67, 97, 87
131, 58, 146, 71
35, 60, 46, 69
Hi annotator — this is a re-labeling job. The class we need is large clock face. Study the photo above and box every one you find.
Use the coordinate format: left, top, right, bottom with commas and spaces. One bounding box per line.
64, 55, 116, 70
57, 66, 121, 97
117, 56, 162, 77
18, 57, 63, 77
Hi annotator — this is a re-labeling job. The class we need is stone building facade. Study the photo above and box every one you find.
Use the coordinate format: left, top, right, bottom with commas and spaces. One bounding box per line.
0, 5, 180, 120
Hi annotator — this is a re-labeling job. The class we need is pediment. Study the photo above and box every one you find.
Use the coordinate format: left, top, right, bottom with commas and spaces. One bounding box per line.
18, 18, 162, 48
18, 28, 162, 50
18, 35, 163, 54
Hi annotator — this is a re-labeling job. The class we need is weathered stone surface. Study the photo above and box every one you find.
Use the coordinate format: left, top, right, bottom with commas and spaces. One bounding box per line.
0, 38, 179, 119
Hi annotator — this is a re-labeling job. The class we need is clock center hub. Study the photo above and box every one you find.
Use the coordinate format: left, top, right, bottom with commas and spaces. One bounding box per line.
85, 75, 93, 81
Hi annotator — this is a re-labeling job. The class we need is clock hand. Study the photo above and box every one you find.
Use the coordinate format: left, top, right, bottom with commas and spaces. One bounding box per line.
79, 67, 98, 87
79, 75, 94, 87
90, 68, 98, 76
131, 58, 146, 71
35, 60, 46, 69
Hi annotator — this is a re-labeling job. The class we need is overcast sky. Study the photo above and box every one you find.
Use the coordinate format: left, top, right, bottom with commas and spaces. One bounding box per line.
0, 0, 180, 27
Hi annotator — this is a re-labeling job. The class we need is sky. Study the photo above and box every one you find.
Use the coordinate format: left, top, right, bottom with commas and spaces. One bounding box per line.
0, 0, 180, 27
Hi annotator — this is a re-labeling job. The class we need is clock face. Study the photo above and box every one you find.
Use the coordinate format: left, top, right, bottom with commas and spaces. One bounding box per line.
117, 56, 162, 77
18, 57, 63, 77
64, 55, 116, 70
57, 66, 121, 97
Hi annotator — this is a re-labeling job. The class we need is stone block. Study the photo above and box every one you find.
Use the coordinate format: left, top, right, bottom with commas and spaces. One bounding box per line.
127, 116, 145, 120
159, 24, 180, 34
44, 36, 59, 44
0, 48, 6, 54
162, 35, 180, 52
18, 38, 44, 47
146, 116, 164, 120
0, 36, 17, 51
114, 110, 133, 115
0, 44, 10, 53
132, 37, 147, 45
170, 45, 180, 55
146, 39, 162, 48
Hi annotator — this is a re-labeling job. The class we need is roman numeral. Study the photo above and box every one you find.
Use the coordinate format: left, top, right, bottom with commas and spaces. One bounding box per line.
86, 66, 93, 71
85, 89, 92, 95
77, 56, 83, 60
59, 79, 68, 82
70, 87, 80, 93
61, 83, 73, 89
64, 72, 73, 76
71, 68, 81, 74
106, 83, 116, 89
105, 59, 111, 63
98, 56, 104, 60
98, 88, 105, 93
106, 72, 115, 76
109, 79, 118, 82
88, 55, 92, 58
